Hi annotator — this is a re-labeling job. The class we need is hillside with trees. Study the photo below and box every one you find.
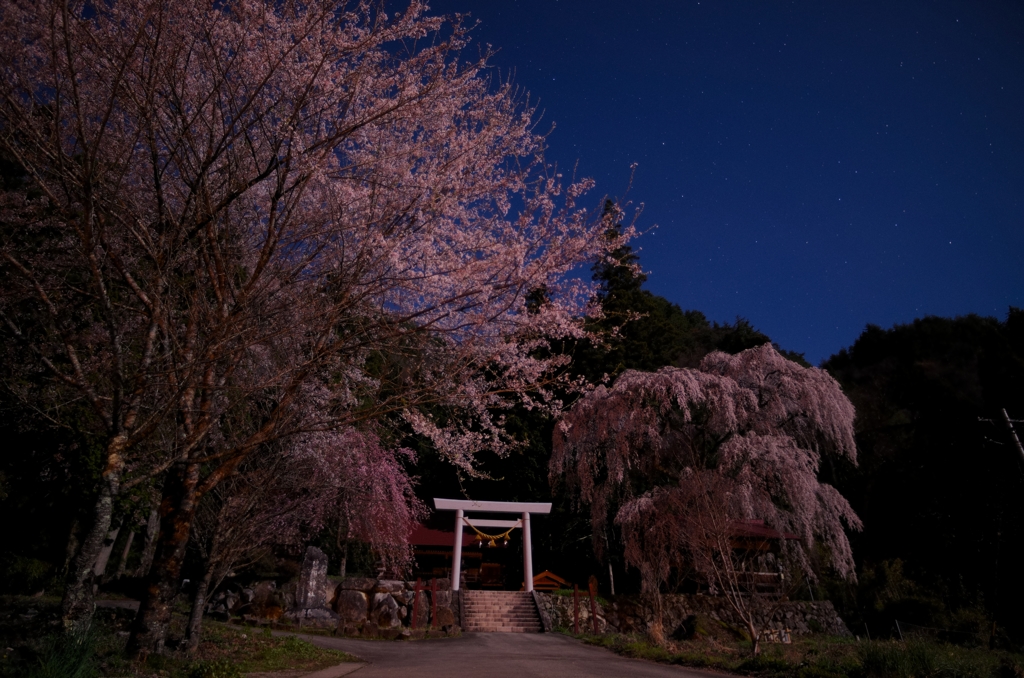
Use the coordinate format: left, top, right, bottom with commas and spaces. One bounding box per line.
821, 310, 1024, 644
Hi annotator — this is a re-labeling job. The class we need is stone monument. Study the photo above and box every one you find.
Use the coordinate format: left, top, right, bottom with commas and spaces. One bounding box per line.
295, 546, 329, 610
287, 545, 338, 625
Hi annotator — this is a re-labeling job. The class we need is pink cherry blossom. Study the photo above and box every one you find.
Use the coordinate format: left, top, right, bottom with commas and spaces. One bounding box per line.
551, 344, 861, 649
0, 0, 631, 645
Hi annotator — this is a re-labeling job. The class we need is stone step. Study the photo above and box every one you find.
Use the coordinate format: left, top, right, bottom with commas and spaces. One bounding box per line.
460, 594, 532, 602
464, 621, 541, 629
463, 607, 537, 612
464, 594, 532, 602
464, 595, 533, 599
461, 590, 542, 634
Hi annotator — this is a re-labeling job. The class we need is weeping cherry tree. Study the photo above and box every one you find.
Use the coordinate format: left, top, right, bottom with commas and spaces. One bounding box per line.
550, 344, 862, 652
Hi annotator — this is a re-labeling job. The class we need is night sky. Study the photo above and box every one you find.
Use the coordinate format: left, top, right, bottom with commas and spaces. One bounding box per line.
427, 0, 1024, 364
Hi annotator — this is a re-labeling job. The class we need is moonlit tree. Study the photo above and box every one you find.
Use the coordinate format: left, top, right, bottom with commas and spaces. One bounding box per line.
0, 0, 628, 650
550, 344, 862, 651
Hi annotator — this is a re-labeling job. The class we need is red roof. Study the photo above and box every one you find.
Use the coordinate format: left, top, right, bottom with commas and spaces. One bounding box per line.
409, 524, 475, 547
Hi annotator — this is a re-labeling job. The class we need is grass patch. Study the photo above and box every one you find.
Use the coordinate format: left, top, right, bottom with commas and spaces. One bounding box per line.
856, 639, 1006, 678
26, 626, 99, 678
0, 595, 355, 678
190, 625, 355, 674
565, 627, 1024, 678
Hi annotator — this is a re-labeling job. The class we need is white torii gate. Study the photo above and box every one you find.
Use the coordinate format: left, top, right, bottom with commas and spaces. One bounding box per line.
433, 498, 552, 592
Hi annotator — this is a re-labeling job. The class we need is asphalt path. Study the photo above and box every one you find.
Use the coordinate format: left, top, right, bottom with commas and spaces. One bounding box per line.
287, 631, 730, 678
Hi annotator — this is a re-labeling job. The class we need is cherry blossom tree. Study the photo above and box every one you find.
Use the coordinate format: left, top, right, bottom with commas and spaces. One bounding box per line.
183, 427, 424, 652
0, 0, 628, 650
550, 344, 862, 651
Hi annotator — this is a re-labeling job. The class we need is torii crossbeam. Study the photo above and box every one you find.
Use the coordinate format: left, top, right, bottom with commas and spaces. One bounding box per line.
433, 498, 552, 591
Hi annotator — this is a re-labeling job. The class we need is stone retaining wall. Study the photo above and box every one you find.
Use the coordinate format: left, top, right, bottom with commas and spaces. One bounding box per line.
330, 577, 458, 639
535, 592, 850, 639
217, 576, 459, 639
534, 591, 610, 634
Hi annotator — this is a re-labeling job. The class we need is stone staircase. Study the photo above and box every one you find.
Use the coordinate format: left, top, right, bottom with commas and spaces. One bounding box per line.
461, 590, 543, 633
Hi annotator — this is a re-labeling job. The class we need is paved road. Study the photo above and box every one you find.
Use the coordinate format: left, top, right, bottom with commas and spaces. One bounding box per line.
289, 631, 727, 678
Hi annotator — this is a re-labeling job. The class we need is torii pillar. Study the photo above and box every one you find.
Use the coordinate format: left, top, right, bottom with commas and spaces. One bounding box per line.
433, 498, 552, 592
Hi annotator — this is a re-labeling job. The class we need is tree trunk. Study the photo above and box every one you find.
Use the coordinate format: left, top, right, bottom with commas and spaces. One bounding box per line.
747, 620, 761, 656
127, 463, 202, 657
92, 526, 121, 580
60, 436, 126, 633
336, 518, 349, 577
184, 562, 216, 653
135, 508, 159, 578
643, 587, 664, 645
62, 519, 80, 575
185, 513, 227, 655
114, 530, 136, 580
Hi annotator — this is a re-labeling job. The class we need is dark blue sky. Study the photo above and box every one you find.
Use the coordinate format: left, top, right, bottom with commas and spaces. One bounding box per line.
429, 0, 1024, 364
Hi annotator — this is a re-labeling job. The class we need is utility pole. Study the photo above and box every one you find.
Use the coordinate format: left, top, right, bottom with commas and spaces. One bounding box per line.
1001, 408, 1024, 464
977, 407, 1021, 651
979, 408, 1024, 465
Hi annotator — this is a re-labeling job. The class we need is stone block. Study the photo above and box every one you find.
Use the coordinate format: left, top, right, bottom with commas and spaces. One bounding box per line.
434, 606, 455, 628
375, 579, 405, 594
335, 590, 368, 623
371, 592, 400, 629
326, 582, 339, 608
339, 577, 377, 591
412, 592, 430, 628
252, 580, 279, 611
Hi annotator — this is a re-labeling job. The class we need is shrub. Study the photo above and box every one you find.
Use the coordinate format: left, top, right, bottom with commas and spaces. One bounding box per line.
856, 639, 1002, 678
998, 657, 1024, 678
28, 629, 97, 678
0, 556, 53, 595
859, 640, 937, 678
